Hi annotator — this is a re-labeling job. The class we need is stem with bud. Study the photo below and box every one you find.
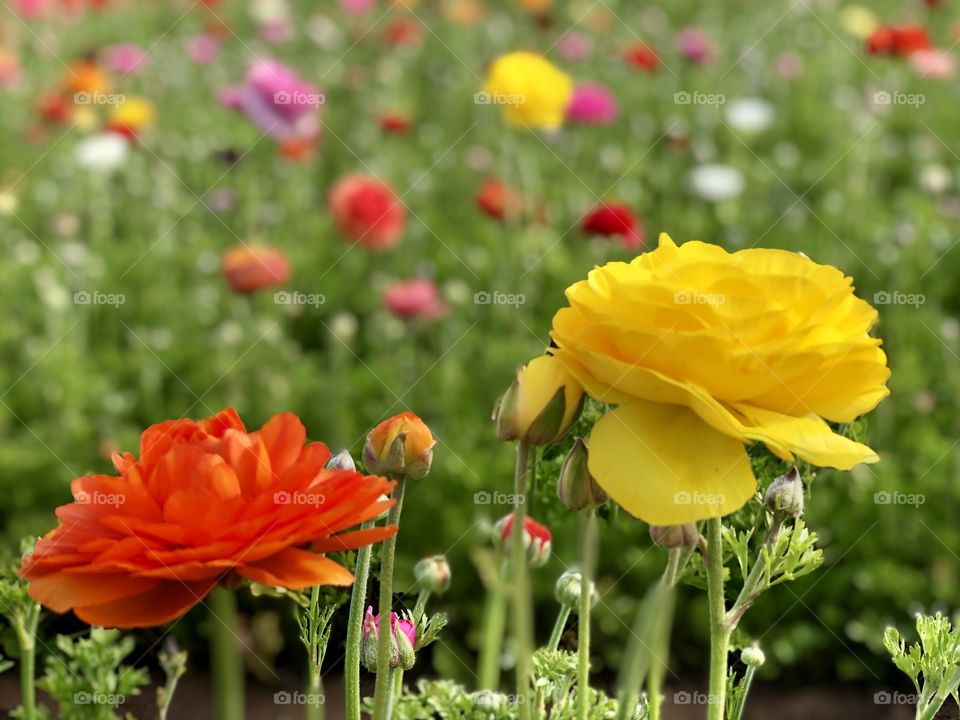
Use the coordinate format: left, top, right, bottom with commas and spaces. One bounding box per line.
345, 520, 375, 720
705, 517, 730, 720
372, 478, 407, 720
576, 509, 598, 720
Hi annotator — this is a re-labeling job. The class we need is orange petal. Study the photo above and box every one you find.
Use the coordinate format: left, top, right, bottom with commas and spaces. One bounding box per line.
74, 577, 217, 628
236, 547, 354, 589
27, 571, 158, 613
310, 524, 398, 553
255, 412, 311, 476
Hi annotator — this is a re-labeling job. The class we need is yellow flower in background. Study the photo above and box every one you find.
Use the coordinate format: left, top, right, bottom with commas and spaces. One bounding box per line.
108, 97, 156, 134
518, 0, 551, 14
839, 5, 879, 39
550, 233, 890, 525
483, 52, 572, 130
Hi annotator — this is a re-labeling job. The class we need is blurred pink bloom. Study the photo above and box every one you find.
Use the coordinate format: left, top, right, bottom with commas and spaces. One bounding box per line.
556, 31, 592, 61
910, 49, 956, 78
222, 59, 321, 141
567, 84, 619, 125
776, 52, 804, 79
259, 20, 294, 44
187, 34, 221, 65
383, 279, 448, 321
676, 26, 714, 64
105, 44, 147, 75
15, 0, 47, 19
0, 51, 22, 89
340, 0, 375, 15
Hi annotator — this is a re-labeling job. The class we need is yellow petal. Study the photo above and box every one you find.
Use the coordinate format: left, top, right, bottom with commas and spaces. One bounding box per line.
587, 401, 756, 525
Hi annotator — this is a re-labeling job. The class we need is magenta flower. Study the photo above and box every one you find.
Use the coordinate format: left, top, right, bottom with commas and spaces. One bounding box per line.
340, 0, 376, 15
187, 35, 220, 65
364, 607, 416, 647
566, 83, 619, 125
222, 59, 322, 141
105, 43, 147, 75
676, 26, 714, 64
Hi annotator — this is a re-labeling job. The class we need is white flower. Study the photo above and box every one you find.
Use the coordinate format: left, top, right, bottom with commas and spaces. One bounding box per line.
919, 164, 952, 195
689, 164, 745, 202
725, 97, 774, 134
74, 133, 129, 172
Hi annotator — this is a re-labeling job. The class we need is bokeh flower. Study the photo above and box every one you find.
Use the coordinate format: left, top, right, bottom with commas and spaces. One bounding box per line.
910, 49, 956, 78
222, 59, 321, 141
107, 97, 156, 140
549, 233, 890, 524
328, 174, 406, 251
493, 513, 551, 567
581, 202, 643, 250
623, 43, 659, 72
74, 133, 129, 172
866, 25, 932, 57
20, 408, 397, 627
222, 245, 290, 293
483, 51, 573, 130
676, 26, 714, 64
566, 83, 619, 125
689, 164, 745, 202
476, 179, 524, 223
187, 34, 221, 65
383, 278, 448, 321
725, 97, 774, 134
104, 43, 147, 75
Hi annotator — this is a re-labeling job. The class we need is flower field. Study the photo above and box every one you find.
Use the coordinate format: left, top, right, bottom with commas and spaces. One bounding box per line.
0, 0, 959, 718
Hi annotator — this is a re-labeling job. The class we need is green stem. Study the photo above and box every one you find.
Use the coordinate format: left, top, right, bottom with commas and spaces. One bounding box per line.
705, 517, 730, 720
306, 585, 324, 720
345, 519, 376, 720
372, 478, 407, 720
209, 587, 244, 720
510, 441, 533, 719
729, 666, 756, 720
547, 606, 571, 652
647, 549, 683, 720
16, 605, 39, 720
576, 509, 598, 720
478, 560, 510, 688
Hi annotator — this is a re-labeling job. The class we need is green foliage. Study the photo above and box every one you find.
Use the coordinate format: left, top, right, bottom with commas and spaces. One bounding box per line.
884, 613, 960, 720
34, 629, 149, 720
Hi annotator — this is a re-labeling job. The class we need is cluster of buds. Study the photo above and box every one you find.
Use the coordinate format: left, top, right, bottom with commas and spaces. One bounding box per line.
414, 555, 451, 594
493, 513, 552, 567
360, 608, 416, 672
493, 354, 584, 446
554, 569, 598, 613
363, 411, 436, 479
557, 438, 608, 511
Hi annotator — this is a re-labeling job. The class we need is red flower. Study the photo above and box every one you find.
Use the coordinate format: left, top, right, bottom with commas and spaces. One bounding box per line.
494, 513, 552, 567
329, 174, 406, 251
20, 409, 397, 627
385, 19, 422, 46
222, 245, 290, 293
383, 278, 448, 321
623, 43, 659, 72
867, 25, 932, 56
379, 112, 412, 133
581, 202, 644, 251
475, 179, 524, 223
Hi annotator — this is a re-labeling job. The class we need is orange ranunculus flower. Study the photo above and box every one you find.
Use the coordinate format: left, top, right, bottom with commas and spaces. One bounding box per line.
363, 412, 436, 479
20, 409, 396, 628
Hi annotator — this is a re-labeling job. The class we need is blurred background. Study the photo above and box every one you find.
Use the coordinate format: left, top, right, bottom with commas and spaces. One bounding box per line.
0, 0, 957, 715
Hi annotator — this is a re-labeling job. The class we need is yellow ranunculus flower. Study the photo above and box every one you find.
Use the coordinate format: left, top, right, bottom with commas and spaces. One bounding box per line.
483, 52, 572, 130
550, 233, 890, 525
839, 6, 879, 40
494, 355, 584, 445
108, 97, 156, 132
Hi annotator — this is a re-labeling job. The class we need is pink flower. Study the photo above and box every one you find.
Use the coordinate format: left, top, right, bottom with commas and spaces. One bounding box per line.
910, 49, 956, 78
676, 26, 714, 64
776, 52, 804, 79
105, 44, 147, 76
222, 59, 322, 142
556, 31, 592, 61
15, 0, 47, 19
187, 35, 221, 65
383, 279, 448, 321
0, 50, 22, 89
340, 0, 375, 15
566, 84, 619, 125
364, 607, 416, 648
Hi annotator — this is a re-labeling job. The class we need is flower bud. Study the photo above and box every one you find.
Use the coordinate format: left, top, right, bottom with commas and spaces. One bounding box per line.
363, 412, 436, 479
361, 607, 417, 672
325, 449, 356, 471
414, 555, 451, 594
492, 355, 584, 446
649, 523, 701, 549
554, 569, 598, 613
493, 513, 552, 567
557, 438, 608, 511
763, 467, 804, 517
741, 645, 765, 668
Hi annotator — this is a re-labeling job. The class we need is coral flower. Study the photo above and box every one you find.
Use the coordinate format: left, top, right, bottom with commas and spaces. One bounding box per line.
20, 409, 397, 627
493, 514, 552, 567
328, 174, 406, 251
623, 43, 659, 72
383, 278, 448, 321
379, 112, 412, 133
476, 179, 524, 223
222, 245, 290, 293
550, 233, 890, 525
65, 58, 111, 98
483, 51, 573, 130
566, 84, 619, 125
581, 202, 643, 250
866, 25, 932, 56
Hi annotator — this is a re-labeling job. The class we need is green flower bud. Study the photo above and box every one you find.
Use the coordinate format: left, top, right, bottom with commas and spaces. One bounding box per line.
764, 467, 804, 517
649, 523, 701, 549
414, 555, 451, 594
741, 645, 765, 668
557, 438, 608, 511
554, 569, 598, 613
